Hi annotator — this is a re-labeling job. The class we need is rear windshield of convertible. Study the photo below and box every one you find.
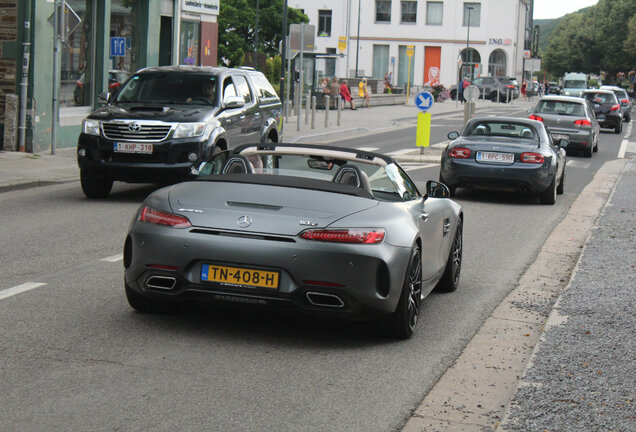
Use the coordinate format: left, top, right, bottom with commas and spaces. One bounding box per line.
464, 121, 539, 141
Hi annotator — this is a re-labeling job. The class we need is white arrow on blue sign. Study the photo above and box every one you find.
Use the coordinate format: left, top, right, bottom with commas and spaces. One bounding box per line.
110, 37, 126, 57
415, 91, 434, 112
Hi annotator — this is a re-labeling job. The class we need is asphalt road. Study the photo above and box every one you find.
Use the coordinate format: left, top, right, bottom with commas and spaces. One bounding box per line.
0, 107, 629, 431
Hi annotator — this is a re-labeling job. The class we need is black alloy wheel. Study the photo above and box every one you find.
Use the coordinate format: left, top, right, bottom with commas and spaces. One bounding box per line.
435, 218, 463, 293
380, 246, 422, 339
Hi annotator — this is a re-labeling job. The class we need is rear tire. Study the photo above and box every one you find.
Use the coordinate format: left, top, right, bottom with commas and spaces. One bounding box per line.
439, 174, 456, 197
80, 169, 113, 198
624, 114, 630, 122
584, 147, 593, 158
615, 122, 623, 134
379, 246, 422, 339
593, 140, 599, 153
557, 169, 565, 195
435, 218, 463, 293
540, 177, 557, 205
490, 92, 498, 103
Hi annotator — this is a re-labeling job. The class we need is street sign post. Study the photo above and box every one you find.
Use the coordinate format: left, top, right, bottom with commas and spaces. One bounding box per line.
416, 91, 434, 148
110, 37, 126, 57
406, 45, 414, 103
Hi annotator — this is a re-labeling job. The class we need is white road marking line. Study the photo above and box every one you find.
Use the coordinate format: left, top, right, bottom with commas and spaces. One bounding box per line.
356, 147, 379, 152
566, 160, 591, 169
0, 282, 47, 301
101, 254, 123, 262
618, 122, 633, 158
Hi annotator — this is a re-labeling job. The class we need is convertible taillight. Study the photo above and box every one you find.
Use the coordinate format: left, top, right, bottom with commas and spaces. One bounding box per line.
520, 152, 545, 164
300, 229, 385, 244
574, 119, 591, 127
139, 206, 192, 228
449, 147, 471, 159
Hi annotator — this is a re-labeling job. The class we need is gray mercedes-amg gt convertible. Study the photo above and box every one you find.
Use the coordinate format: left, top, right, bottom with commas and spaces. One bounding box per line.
123, 143, 463, 338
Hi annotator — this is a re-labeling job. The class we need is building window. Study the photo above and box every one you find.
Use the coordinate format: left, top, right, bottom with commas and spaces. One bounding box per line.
318, 10, 332, 37
488, 49, 507, 77
180, 20, 200, 65
62, 0, 93, 108
463, 3, 481, 27
372, 44, 390, 79
326, 48, 336, 77
401, 1, 417, 23
376, 1, 392, 23
426, 2, 443, 25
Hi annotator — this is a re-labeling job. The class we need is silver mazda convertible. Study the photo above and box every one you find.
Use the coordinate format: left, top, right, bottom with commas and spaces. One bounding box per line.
123, 143, 463, 338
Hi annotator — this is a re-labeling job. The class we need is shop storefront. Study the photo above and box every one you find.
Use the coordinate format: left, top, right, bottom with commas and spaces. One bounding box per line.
3, 0, 219, 153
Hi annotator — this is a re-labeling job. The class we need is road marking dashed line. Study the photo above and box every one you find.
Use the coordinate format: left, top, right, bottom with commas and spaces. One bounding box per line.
101, 254, 123, 262
0, 282, 47, 301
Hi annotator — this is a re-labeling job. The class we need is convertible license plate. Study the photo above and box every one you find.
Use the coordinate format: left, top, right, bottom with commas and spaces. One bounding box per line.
201, 264, 279, 289
552, 134, 568, 141
476, 151, 514, 164
113, 142, 153, 154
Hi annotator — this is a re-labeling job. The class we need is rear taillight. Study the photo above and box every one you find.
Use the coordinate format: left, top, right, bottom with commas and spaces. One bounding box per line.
621, 98, 629, 104
139, 206, 192, 228
529, 114, 544, 122
506, 85, 514, 89
76, 81, 83, 87
574, 119, 591, 127
109, 82, 121, 90
300, 229, 385, 244
449, 147, 471, 159
520, 152, 545, 164
610, 104, 620, 111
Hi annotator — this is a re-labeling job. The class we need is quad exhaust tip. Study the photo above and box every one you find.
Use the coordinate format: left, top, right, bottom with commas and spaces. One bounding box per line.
146, 275, 176, 290
305, 292, 345, 308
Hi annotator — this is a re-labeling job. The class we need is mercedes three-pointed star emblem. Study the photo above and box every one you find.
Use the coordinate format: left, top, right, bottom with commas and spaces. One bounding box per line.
237, 215, 252, 228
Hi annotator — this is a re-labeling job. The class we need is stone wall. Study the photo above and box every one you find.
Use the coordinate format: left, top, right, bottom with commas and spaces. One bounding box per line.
0, 1, 18, 133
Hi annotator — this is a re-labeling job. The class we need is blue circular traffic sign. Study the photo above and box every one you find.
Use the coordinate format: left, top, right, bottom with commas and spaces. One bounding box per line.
415, 91, 434, 112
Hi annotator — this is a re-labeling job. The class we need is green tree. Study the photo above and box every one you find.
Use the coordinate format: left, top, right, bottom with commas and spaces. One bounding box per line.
623, 14, 636, 66
218, 0, 308, 68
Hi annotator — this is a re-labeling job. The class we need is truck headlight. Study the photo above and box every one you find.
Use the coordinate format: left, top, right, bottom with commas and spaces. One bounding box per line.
173, 122, 206, 138
82, 119, 101, 136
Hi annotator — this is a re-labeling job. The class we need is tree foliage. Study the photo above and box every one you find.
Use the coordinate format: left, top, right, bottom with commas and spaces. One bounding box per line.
543, 0, 636, 79
218, 0, 308, 68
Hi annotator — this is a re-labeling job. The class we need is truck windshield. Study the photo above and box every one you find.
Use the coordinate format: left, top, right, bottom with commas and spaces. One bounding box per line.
116, 73, 218, 106
564, 80, 586, 89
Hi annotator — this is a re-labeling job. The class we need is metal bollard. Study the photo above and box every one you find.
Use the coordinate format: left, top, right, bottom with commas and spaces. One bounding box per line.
337, 96, 342, 126
311, 96, 316, 129
324, 95, 330, 127
482, 87, 485, 101
496, 88, 500, 103
305, 92, 310, 125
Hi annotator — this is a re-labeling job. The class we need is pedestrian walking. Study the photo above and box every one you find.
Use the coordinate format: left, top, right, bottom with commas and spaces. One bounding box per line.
521, 79, 527, 101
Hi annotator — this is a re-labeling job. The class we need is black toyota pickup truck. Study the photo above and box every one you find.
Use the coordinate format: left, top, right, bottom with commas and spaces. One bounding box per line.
77, 65, 282, 198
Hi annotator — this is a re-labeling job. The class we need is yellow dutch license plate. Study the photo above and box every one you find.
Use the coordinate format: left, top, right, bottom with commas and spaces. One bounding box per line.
201, 264, 279, 289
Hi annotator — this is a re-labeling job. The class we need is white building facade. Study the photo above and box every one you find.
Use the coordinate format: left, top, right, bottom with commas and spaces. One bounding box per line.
290, 0, 533, 89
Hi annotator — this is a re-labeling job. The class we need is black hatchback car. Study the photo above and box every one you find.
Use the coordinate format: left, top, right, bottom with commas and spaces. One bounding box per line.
77, 66, 282, 198
581, 89, 623, 134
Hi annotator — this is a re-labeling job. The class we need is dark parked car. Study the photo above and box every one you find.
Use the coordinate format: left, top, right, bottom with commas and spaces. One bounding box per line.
123, 143, 463, 339
449, 76, 519, 102
440, 117, 567, 204
77, 66, 282, 198
600, 85, 632, 122
548, 82, 561, 95
74, 70, 130, 106
581, 89, 623, 133
529, 95, 600, 157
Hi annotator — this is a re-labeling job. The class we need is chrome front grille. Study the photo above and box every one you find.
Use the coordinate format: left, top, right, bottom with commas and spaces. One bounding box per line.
102, 121, 173, 142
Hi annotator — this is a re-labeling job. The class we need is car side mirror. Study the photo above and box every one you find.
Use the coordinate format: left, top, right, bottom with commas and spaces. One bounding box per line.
447, 131, 459, 140
98, 92, 111, 104
559, 139, 569, 148
426, 180, 450, 199
224, 96, 245, 109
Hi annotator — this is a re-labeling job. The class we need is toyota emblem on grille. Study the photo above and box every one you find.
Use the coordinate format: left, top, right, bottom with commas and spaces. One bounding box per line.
128, 122, 142, 133
237, 215, 252, 228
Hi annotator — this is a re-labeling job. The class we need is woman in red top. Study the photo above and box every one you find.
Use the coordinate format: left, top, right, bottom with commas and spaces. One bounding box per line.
339, 80, 357, 110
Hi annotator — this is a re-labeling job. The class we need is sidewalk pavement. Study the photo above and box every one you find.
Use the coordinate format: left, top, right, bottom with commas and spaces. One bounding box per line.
0, 96, 535, 192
